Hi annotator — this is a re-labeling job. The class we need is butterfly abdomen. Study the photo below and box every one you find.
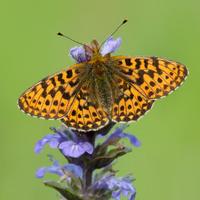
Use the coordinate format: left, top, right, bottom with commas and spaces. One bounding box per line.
94, 76, 113, 116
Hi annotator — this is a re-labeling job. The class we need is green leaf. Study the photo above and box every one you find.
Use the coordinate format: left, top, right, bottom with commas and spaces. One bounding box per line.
44, 181, 82, 200
89, 146, 131, 169
93, 189, 112, 200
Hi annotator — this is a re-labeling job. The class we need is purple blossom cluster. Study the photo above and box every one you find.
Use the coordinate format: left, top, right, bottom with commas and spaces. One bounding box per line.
35, 124, 140, 200
35, 127, 93, 158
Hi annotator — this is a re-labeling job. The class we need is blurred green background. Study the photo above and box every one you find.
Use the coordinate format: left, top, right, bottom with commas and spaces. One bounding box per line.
0, 0, 199, 199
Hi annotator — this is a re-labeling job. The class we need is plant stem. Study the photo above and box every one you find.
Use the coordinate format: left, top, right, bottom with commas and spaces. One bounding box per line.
78, 123, 116, 199
83, 167, 93, 191
83, 133, 96, 189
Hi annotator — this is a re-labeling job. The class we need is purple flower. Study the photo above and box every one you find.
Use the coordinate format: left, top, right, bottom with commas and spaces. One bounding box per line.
36, 160, 64, 178
70, 37, 121, 63
93, 175, 136, 200
34, 127, 94, 158
100, 37, 122, 56
103, 125, 141, 147
64, 163, 83, 178
59, 141, 93, 158
36, 160, 83, 179
34, 133, 65, 154
70, 46, 89, 63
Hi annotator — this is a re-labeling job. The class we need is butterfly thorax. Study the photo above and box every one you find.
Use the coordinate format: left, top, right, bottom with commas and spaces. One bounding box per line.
84, 40, 110, 62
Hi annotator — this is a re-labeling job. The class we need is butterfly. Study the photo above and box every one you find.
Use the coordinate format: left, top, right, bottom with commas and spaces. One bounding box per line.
18, 21, 188, 132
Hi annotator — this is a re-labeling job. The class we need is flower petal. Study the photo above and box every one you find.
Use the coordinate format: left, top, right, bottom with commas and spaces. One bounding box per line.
63, 164, 83, 179
93, 175, 136, 200
100, 37, 121, 56
112, 190, 121, 200
35, 167, 46, 178
34, 134, 63, 154
59, 140, 93, 158
70, 46, 88, 63
103, 126, 141, 147
122, 133, 141, 147
79, 142, 94, 154
35, 161, 63, 178
59, 141, 84, 158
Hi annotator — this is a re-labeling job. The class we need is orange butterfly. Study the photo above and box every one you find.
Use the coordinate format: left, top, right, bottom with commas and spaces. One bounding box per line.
18, 20, 188, 132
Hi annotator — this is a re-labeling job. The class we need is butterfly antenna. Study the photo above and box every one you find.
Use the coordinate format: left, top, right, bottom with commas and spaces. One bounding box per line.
57, 32, 85, 46
99, 19, 128, 50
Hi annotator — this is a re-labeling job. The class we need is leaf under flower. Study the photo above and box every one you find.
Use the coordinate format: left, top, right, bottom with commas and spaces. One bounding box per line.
44, 181, 82, 200
90, 145, 131, 169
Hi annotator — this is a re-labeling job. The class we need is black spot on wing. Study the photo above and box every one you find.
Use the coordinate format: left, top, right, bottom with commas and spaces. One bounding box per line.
53, 100, 58, 105
49, 89, 56, 97
58, 86, 65, 93
136, 77, 144, 85
63, 92, 70, 100
135, 58, 141, 69
125, 58, 132, 66
57, 74, 65, 84
144, 59, 148, 68
151, 56, 159, 68
66, 70, 73, 78
69, 79, 79, 87
45, 100, 50, 105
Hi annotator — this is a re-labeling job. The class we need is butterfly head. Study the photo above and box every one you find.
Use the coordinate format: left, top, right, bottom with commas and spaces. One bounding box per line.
70, 37, 122, 63
83, 40, 101, 60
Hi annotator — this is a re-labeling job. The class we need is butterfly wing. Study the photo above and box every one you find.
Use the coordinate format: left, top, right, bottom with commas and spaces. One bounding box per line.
61, 81, 109, 132
112, 76, 154, 122
113, 56, 188, 99
18, 64, 86, 119
111, 56, 188, 122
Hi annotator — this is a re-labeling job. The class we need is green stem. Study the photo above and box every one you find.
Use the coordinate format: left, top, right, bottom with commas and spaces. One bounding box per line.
83, 133, 96, 191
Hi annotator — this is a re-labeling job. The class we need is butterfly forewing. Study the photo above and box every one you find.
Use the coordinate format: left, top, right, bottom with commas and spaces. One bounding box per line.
18, 64, 85, 119
113, 56, 187, 100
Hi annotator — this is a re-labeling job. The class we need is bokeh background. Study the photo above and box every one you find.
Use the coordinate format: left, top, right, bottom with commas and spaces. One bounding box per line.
1, 0, 199, 199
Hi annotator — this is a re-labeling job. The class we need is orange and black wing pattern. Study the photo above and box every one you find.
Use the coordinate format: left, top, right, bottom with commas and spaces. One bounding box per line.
61, 81, 109, 132
112, 76, 154, 122
18, 64, 85, 119
18, 63, 110, 132
18, 55, 188, 131
111, 56, 188, 122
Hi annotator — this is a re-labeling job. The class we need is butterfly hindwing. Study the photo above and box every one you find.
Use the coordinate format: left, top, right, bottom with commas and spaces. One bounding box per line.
113, 56, 188, 100
18, 64, 85, 119
112, 76, 154, 122
61, 82, 109, 132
